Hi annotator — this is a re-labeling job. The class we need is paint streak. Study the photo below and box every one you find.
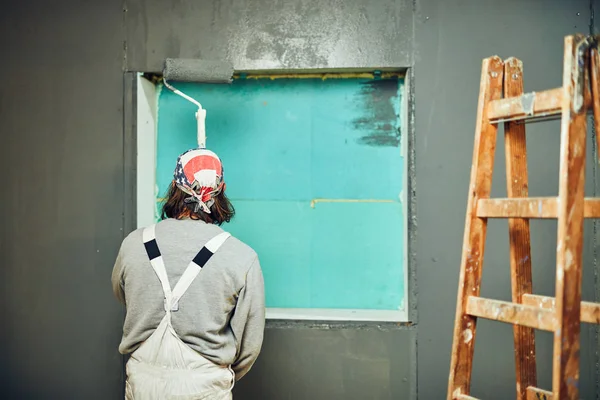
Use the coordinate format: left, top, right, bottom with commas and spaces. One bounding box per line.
565, 250, 573, 270
352, 79, 402, 147
462, 328, 473, 343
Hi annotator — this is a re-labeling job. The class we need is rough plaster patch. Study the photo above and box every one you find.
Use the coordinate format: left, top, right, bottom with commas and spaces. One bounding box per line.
520, 92, 535, 116
224, 0, 409, 69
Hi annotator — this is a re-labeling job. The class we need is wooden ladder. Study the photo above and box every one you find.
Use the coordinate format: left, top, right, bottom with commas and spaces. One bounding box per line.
447, 34, 600, 400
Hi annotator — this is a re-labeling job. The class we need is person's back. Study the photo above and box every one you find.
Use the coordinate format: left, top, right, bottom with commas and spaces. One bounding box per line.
112, 148, 265, 399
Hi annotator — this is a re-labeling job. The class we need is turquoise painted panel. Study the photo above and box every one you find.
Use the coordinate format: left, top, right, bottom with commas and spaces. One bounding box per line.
156, 77, 405, 311
221, 200, 405, 309
225, 200, 313, 308
310, 202, 404, 309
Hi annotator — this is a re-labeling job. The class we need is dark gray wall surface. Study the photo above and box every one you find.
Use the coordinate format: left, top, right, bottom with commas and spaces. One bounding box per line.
1, 0, 599, 398
415, 0, 598, 398
0, 0, 125, 398
124, 0, 414, 72
233, 325, 416, 399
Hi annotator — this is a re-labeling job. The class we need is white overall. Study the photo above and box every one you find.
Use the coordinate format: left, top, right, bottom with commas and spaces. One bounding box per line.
125, 225, 235, 400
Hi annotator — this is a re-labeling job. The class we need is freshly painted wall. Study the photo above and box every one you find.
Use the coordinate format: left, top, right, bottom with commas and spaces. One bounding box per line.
154, 77, 407, 318
0, 0, 598, 399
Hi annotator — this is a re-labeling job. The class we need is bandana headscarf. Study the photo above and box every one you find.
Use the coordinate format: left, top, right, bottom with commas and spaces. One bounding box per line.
173, 148, 226, 214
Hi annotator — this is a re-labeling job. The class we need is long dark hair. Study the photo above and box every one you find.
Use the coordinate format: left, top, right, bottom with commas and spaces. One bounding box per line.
160, 182, 235, 225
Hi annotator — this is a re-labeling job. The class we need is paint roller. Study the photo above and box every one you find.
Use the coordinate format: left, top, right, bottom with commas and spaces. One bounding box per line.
162, 58, 234, 148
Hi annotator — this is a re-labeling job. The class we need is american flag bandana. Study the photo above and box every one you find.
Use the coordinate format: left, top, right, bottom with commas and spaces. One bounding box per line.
173, 148, 225, 214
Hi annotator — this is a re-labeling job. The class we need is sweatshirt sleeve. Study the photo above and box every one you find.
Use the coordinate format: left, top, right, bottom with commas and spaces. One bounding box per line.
230, 256, 265, 380
111, 242, 126, 304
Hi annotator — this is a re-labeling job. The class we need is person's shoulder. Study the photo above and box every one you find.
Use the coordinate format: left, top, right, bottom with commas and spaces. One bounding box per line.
122, 226, 144, 246
116, 227, 145, 259
224, 234, 257, 260
222, 229, 258, 275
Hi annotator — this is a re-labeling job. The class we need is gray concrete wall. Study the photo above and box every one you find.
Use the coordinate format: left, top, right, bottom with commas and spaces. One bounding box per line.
0, 0, 598, 398
0, 0, 125, 398
233, 324, 416, 399
124, 0, 414, 72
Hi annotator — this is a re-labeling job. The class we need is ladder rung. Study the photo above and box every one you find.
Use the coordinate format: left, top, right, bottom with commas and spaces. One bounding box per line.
487, 87, 562, 122
476, 197, 600, 219
522, 294, 600, 324
526, 386, 553, 400
466, 296, 555, 331
487, 87, 592, 123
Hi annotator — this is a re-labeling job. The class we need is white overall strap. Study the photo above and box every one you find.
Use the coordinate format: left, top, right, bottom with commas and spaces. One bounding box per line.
170, 232, 231, 308
142, 224, 173, 307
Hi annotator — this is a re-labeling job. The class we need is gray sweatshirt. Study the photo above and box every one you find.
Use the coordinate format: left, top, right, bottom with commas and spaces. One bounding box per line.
111, 218, 265, 380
